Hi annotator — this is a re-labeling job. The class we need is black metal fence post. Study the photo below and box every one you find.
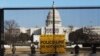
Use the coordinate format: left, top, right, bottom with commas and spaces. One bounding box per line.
0, 9, 5, 56
52, 2, 56, 56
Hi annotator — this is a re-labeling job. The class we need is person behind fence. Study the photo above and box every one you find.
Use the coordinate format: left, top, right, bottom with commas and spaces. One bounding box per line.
12, 46, 16, 54
91, 44, 96, 54
74, 44, 80, 54
1, 46, 5, 56
31, 44, 36, 54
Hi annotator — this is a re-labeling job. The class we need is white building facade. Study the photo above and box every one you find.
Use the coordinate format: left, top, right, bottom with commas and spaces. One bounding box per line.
19, 7, 100, 48
26, 8, 78, 45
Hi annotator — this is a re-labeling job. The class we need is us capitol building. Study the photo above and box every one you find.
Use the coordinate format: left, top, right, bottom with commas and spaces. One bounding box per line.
19, 7, 100, 48
24, 8, 79, 43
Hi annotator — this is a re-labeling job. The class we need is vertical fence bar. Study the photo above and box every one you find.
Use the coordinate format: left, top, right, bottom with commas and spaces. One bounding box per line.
52, 2, 56, 56
0, 9, 4, 56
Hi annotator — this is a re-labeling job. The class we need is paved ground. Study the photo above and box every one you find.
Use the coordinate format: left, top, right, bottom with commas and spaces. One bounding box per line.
4, 48, 100, 56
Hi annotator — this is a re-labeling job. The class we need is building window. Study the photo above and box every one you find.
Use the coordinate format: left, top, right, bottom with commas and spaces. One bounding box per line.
55, 21, 60, 24
55, 28, 59, 33
46, 28, 59, 34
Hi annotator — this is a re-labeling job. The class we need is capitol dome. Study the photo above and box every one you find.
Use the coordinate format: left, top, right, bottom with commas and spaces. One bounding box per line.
47, 9, 61, 21
46, 9, 62, 27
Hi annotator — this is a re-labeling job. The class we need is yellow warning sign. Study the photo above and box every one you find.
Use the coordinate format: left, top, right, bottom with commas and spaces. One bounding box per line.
40, 35, 65, 54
